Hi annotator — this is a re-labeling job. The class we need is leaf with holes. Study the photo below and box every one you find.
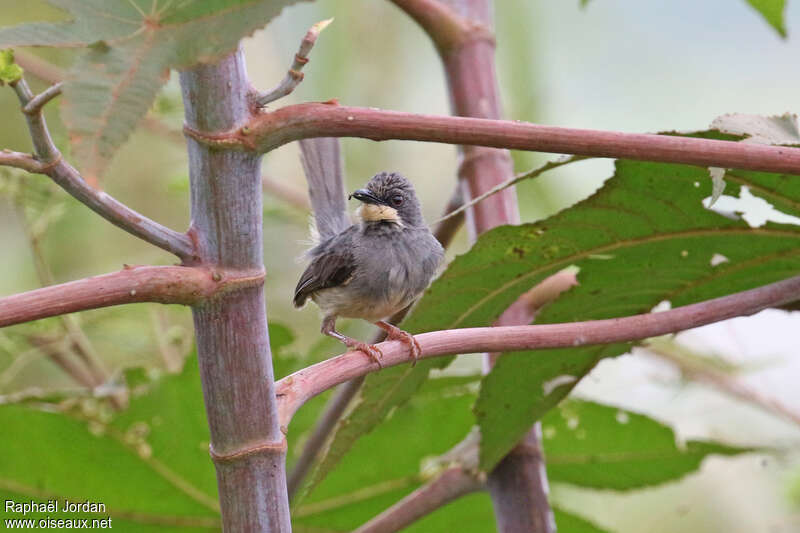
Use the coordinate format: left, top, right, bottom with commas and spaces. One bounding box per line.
306, 131, 800, 488
0, 0, 308, 179
543, 400, 751, 490
474, 153, 800, 469
712, 112, 800, 146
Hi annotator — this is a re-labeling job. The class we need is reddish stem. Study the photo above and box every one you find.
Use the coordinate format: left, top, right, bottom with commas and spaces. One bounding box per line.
353, 466, 484, 533
277, 274, 800, 426
0, 266, 256, 328
190, 102, 800, 175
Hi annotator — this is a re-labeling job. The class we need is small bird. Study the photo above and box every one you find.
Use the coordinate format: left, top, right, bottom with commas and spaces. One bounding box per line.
293, 169, 444, 366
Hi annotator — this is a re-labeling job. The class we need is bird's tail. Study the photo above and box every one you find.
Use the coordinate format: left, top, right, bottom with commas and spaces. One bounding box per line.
299, 138, 350, 241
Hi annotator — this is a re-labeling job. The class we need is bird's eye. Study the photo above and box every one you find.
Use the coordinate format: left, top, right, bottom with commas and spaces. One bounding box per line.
390, 195, 404, 207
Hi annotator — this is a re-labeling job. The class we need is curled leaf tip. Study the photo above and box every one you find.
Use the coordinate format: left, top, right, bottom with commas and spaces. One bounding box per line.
0, 49, 24, 85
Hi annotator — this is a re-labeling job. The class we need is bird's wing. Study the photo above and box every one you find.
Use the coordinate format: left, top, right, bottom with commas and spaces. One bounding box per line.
293, 248, 356, 307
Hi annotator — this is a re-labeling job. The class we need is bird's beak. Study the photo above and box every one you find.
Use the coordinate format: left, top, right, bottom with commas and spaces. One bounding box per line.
349, 188, 383, 205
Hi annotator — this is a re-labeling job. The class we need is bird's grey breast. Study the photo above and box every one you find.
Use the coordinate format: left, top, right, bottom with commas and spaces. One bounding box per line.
353, 226, 442, 308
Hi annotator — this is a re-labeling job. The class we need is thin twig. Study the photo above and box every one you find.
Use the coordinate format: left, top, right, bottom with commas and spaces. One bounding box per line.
27, 335, 97, 391
2, 77, 195, 261
262, 174, 311, 211
0, 149, 46, 173
286, 375, 362, 499
646, 341, 800, 428
149, 308, 186, 373
0, 265, 265, 328
431, 186, 464, 246
20, 202, 120, 407
23, 81, 63, 115
276, 274, 800, 426
434, 156, 587, 225
211, 103, 800, 175
256, 18, 333, 107
353, 466, 484, 533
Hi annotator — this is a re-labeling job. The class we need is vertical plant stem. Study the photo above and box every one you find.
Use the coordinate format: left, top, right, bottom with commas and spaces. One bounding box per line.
180, 49, 290, 532
403, 0, 556, 530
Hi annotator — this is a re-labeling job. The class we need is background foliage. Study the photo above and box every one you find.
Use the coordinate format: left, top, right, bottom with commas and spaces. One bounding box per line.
0, 1, 799, 532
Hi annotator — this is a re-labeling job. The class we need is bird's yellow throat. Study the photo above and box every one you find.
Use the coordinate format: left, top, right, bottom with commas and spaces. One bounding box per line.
356, 204, 403, 225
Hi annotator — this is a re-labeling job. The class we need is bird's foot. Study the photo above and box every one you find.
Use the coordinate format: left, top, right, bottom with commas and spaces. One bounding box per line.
376, 321, 421, 366
343, 338, 383, 368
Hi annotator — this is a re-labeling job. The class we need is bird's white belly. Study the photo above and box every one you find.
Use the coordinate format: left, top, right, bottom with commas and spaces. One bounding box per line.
312, 286, 413, 322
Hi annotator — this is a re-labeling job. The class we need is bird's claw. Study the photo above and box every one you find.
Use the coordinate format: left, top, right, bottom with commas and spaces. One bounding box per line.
346, 340, 383, 368
382, 325, 421, 366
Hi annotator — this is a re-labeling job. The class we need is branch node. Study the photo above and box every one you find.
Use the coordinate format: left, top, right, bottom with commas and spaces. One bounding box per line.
182, 122, 249, 150
209, 437, 288, 464
38, 153, 64, 173
22, 82, 64, 115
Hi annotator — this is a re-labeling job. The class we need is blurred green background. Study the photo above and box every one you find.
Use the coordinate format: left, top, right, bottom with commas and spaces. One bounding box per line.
1, 1, 799, 531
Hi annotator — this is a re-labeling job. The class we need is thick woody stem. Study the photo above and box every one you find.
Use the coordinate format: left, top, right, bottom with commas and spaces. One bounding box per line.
277, 274, 800, 431
0, 266, 260, 328
180, 49, 291, 532
4, 78, 195, 261
353, 466, 485, 533
192, 103, 800, 175
389, 0, 493, 56
402, 0, 553, 530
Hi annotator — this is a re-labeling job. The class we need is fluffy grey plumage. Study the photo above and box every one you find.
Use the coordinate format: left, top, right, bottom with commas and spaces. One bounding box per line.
294, 170, 443, 364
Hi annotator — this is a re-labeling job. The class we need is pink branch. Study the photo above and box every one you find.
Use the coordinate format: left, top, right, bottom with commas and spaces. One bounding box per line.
0, 150, 46, 173
0, 265, 264, 328
353, 466, 484, 533
276, 274, 800, 426
185, 103, 800, 175
3, 78, 195, 261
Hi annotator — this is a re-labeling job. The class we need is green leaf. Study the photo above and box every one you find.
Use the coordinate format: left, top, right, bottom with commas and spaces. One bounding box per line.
554, 506, 611, 533
0, 356, 221, 530
744, 0, 787, 37
543, 400, 750, 490
474, 155, 800, 469
0, 0, 308, 179
293, 377, 479, 530
0, 48, 23, 84
312, 132, 800, 486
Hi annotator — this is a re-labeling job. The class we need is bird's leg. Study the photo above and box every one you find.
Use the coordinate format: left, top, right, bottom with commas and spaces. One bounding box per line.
375, 321, 421, 366
321, 315, 383, 368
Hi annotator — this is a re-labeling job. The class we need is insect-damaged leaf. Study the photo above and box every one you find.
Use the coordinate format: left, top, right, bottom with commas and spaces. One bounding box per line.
0, 0, 308, 179
474, 155, 800, 469
543, 400, 751, 490
305, 134, 800, 486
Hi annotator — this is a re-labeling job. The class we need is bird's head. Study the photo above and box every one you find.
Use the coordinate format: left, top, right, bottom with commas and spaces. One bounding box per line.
349, 172, 424, 228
